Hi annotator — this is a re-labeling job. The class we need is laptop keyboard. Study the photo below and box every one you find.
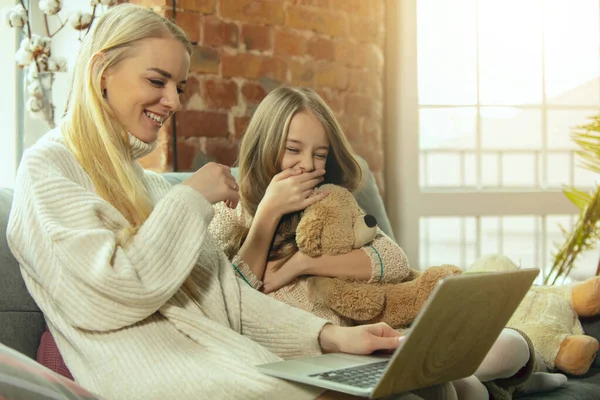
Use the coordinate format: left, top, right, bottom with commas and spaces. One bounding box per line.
308, 360, 389, 388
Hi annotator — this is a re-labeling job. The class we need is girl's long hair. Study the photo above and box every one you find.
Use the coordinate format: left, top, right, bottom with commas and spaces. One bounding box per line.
235, 87, 363, 267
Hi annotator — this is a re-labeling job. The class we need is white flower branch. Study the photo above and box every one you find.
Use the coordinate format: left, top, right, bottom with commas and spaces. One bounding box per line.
3, 0, 116, 128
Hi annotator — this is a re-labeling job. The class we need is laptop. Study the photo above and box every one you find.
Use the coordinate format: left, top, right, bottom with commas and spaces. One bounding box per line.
257, 268, 539, 399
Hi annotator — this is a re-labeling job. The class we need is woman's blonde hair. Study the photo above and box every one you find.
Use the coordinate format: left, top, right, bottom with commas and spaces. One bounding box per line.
236, 87, 363, 266
61, 4, 192, 240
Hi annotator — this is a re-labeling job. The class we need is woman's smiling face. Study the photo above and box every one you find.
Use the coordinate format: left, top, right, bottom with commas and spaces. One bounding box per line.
102, 37, 190, 143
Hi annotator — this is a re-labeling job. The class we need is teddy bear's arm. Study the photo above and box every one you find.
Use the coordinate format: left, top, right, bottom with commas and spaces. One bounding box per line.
307, 277, 385, 321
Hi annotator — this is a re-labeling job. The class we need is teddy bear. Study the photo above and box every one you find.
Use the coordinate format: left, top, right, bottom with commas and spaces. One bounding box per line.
468, 254, 600, 375
296, 183, 463, 329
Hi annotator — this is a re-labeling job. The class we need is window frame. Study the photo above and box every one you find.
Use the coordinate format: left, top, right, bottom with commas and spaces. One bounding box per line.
384, 0, 580, 271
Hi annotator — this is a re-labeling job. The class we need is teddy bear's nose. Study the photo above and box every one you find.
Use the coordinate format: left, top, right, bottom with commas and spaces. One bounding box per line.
364, 215, 377, 228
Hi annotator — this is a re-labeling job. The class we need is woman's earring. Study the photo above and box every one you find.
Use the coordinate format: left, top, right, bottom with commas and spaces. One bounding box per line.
102, 89, 107, 98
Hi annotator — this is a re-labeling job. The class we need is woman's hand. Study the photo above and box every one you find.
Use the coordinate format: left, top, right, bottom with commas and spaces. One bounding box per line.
182, 162, 239, 208
258, 168, 328, 218
318, 323, 403, 355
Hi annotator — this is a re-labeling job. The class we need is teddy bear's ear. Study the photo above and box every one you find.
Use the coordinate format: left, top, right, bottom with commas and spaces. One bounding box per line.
296, 208, 325, 257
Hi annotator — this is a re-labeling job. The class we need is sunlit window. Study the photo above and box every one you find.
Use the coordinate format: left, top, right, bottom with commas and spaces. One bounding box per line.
417, 0, 600, 190
411, 0, 600, 278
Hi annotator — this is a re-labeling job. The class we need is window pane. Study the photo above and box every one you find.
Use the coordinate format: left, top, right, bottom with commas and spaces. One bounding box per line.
420, 217, 462, 267
422, 153, 461, 187
502, 153, 537, 187
417, 0, 477, 105
419, 108, 477, 150
544, 0, 600, 105
478, 0, 543, 105
502, 217, 536, 268
480, 217, 501, 255
481, 108, 542, 149
546, 153, 573, 188
547, 110, 595, 149
574, 160, 600, 189
481, 153, 499, 187
546, 214, 598, 282
464, 153, 477, 187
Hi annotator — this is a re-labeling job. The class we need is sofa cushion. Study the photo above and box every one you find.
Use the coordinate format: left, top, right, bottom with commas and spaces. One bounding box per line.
0, 342, 100, 400
37, 327, 73, 380
0, 187, 45, 359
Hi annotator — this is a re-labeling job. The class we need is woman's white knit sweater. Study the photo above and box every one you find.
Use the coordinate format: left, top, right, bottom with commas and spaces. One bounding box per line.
6, 130, 329, 400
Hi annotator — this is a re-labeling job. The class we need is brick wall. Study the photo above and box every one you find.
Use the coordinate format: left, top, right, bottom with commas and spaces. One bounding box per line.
128, 0, 386, 191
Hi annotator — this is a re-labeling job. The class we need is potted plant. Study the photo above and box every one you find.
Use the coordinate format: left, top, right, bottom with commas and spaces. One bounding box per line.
546, 114, 600, 285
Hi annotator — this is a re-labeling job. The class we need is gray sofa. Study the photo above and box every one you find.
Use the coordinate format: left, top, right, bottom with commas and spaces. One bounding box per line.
2, 170, 600, 399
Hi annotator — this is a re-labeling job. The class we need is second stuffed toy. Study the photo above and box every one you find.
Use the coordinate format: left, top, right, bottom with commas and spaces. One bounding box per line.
469, 254, 600, 375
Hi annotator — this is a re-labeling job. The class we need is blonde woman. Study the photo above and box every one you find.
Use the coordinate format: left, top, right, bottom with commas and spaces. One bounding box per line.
5, 5, 437, 400
209, 87, 568, 399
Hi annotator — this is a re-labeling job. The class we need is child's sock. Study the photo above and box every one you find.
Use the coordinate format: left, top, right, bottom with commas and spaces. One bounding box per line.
520, 372, 567, 394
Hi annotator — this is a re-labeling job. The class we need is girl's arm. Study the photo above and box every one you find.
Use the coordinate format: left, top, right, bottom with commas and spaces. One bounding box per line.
262, 229, 413, 293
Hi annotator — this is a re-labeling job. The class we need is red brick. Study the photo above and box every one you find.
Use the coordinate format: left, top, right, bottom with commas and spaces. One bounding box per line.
344, 94, 377, 118
190, 46, 220, 74
171, 138, 203, 171
180, 75, 201, 108
285, 6, 346, 36
308, 36, 335, 61
220, 0, 284, 25
335, 41, 366, 68
339, 115, 363, 145
316, 88, 342, 115
241, 82, 267, 105
203, 78, 238, 109
234, 116, 251, 138
288, 60, 314, 87
274, 30, 307, 57
177, 0, 216, 13
241, 24, 272, 51
366, 44, 384, 72
164, 9, 201, 43
314, 62, 348, 90
348, 70, 382, 98
348, 16, 382, 44
294, 0, 330, 7
175, 110, 229, 137
329, 0, 373, 17
372, 1, 385, 20
203, 17, 239, 47
205, 137, 239, 166
362, 118, 382, 148
222, 53, 287, 81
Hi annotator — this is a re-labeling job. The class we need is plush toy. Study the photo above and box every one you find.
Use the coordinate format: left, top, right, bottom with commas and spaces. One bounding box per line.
468, 254, 600, 375
296, 184, 463, 328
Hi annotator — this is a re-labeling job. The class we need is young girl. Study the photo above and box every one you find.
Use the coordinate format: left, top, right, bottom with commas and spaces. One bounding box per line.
6, 6, 427, 400
209, 87, 566, 399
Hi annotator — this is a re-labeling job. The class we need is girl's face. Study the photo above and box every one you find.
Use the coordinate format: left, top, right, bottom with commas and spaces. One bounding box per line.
280, 111, 330, 173
102, 37, 190, 143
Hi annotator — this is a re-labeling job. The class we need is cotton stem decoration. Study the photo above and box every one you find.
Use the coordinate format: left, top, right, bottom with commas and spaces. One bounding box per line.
3, 0, 116, 128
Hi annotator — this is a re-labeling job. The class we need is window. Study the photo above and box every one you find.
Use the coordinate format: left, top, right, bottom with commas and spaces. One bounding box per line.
386, 0, 600, 281
0, 0, 19, 189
